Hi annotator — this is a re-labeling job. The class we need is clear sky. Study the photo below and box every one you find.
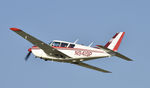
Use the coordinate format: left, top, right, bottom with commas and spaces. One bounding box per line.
1, 0, 150, 88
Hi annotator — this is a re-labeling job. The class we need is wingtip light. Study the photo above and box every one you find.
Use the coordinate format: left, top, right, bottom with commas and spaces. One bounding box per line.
10, 28, 21, 31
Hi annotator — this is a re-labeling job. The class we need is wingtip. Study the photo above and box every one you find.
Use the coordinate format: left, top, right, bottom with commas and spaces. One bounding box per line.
120, 32, 125, 33
118, 32, 125, 34
128, 59, 134, 61
105, 71, 112, 73
10, 28, 21, 31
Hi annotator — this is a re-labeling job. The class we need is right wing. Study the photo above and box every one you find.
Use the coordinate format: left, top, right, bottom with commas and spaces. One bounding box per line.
10, 28, 70, 58
71, 62, 111, 73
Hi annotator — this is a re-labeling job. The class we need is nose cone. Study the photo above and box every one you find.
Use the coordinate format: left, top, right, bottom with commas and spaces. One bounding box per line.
32, 46, 38, 48
28, 48, 32, 52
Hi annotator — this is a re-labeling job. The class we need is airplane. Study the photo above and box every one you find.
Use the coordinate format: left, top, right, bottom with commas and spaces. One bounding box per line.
10, 28, 133, 73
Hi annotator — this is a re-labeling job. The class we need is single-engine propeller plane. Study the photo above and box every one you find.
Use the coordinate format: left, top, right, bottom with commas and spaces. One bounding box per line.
10, 28, 133, 73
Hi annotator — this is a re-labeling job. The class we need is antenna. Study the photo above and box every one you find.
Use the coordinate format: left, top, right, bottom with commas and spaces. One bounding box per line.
74, 39, 79, 44
88, 42, 94, 47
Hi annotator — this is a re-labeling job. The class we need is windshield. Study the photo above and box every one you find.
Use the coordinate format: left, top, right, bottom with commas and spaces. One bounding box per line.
52, 42, 60, 47
49, 42, 52, 46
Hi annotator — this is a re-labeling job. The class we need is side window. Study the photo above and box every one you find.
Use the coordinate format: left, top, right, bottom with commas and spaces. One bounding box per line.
68, 44, 75, 48
52, 42, 60, 47
61, 43, 68, 47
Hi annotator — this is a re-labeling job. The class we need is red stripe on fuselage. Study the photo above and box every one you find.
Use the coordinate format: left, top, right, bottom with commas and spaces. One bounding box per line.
31, 46, 104, 53
53, 47, 104, 53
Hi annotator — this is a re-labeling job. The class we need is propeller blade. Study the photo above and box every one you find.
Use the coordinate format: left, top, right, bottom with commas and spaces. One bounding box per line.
25, 51, 31, 61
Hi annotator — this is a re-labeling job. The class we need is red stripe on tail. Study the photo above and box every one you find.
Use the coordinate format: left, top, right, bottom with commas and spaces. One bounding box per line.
105, 33, 119, 48
113, 32, 125, 51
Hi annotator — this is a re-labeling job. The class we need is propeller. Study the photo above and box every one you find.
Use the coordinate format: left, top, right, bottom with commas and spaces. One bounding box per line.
25, 48, 32, 61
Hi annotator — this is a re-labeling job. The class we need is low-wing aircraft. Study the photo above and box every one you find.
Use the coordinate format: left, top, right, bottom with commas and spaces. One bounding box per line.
10, 28, 133, 73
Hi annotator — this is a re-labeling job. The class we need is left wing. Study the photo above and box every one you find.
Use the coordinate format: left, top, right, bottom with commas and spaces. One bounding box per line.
71, 62, 111, 73
10, 28, 70, 58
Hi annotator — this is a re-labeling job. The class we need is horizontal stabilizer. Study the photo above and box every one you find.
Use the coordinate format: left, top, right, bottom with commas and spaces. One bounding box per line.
115, 52, 133, 61
96, 45, 133, 61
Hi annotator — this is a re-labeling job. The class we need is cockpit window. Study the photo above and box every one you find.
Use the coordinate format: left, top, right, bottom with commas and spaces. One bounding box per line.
49, 42, 52, 46
68, 44, 75, 48
61, 43, 68, 47
52, 42, 60, 47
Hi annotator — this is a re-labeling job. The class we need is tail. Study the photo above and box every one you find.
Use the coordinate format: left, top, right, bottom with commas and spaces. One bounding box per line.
97, 32, 133, 61
105, 32, 125, 51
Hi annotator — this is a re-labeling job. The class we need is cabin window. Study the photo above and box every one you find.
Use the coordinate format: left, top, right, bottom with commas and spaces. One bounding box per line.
68, 44, 75, 48
52, 42, 60, 47
61, 43, 68, 47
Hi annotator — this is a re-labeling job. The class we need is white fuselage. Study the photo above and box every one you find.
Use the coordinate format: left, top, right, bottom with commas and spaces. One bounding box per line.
31, 40, 111, 61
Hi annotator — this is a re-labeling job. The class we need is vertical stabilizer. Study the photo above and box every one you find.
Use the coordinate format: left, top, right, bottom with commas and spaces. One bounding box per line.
104, 32, 125, 51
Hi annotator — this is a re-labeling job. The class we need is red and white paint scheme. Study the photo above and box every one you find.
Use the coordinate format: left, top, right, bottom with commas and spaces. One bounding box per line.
10, 28, 133, 73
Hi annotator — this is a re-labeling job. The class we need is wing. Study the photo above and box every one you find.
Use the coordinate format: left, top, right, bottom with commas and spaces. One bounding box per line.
69, 56, 109, 62
10, 28, 70, 58
71, 62, 111, 73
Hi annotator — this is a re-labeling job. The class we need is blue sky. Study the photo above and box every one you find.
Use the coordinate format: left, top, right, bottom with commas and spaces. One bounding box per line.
1, 0, 150, 88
